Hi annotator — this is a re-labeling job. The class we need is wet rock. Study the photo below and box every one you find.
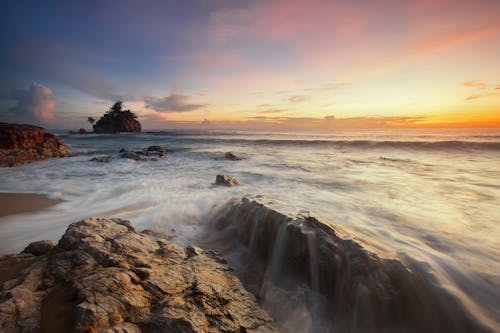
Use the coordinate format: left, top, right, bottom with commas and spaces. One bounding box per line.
0, 218, 277, 332
208, 198, 490, 333
22, 240, 55, 256
119, 146, 168, 161
0, 122, 69, 167
216, 175, 240, 187
90, 155, 114, 163
225, 152, 242, 161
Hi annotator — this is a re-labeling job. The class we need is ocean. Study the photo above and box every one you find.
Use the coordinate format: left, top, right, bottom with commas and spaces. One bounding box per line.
0, 128, 499, 331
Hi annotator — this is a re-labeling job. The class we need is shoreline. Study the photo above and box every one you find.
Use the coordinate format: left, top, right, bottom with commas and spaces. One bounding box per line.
0, 193, 61, 218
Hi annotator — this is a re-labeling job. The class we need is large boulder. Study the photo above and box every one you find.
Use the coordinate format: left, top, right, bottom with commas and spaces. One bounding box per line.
0, 218, 277, 332
207, 198, 490, 333
0, 123, 69, 167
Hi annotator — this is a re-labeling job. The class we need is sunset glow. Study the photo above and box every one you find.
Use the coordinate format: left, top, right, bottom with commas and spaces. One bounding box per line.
1, 0, 499, 129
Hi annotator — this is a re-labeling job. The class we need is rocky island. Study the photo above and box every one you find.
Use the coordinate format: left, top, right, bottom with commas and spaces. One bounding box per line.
93, 101, 141, 134
0, 123, 68, 167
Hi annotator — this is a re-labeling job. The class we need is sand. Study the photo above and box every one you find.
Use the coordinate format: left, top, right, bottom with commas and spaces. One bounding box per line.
0, 193, 60, 218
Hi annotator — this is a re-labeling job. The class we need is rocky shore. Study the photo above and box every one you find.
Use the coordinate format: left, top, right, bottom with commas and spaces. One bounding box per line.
0, 123, 68, 167
0, 218, 277, 332
205, 198, 491, 333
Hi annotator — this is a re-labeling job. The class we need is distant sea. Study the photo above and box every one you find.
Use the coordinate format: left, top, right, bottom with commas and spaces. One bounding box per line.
0, 128, 499, 330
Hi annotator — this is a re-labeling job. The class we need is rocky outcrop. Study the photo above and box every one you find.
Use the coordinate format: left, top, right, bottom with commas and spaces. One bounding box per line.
216, 175, 240, 187
22, 240, 55, 256
90, 155, 114, 163
207, 198, 489, 333
119, 146, 168, 161
0, 218, 277, 333
225, 152, 242, 161
93, 112, 141, 133
0, 123, 69, 167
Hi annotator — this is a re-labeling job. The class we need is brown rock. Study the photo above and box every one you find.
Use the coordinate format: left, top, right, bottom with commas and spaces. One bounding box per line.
0, 123, 69, 167
0, 218, 277, 332
225, 152, 242, 161
216, 175, 240, 187
22, 240, 55, 256
208, 198, 490, 333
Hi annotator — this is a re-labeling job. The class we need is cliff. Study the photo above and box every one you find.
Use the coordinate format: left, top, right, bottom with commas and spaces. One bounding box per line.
0, 218, 277, 332
0, 123, 69, 167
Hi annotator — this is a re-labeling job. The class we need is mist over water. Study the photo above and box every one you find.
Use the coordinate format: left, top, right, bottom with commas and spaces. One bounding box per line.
0, 128, 499, 331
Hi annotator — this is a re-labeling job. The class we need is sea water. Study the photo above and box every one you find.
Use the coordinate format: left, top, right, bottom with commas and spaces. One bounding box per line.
0, 128, 499, 330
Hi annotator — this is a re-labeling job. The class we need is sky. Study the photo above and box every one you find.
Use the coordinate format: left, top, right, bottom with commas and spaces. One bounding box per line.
0, 0, 499, 130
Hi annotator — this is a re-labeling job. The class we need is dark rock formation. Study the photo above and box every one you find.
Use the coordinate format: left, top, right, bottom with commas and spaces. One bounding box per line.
93, 102, 141, 134
207, 198, 490, 333
0, 218, 277, 332
225, 152, 242, 161
216, 175, 240, 187
119, 146, 168, 161
0, 123, 69, 167
22, 240, 55, 256
90, 155, 114, 163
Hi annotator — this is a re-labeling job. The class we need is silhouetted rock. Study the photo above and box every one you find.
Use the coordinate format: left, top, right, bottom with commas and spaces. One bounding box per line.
22, 240, 55, 256
225, 152, 242, 161
119, 146, 168, 161
0, 218, 277, 332
0, 123, 69, 167
90, 155, 114, 163
216, 175, 240, 187
93, 101, 141, 134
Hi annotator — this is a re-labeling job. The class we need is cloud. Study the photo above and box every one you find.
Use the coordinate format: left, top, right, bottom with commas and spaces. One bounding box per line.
144, 94, 207, 113
7, 83, 56, 123
288, 95, 308, 103
465, 92, 500, 100
258, 109, 286, 114
462, 80, 486, 88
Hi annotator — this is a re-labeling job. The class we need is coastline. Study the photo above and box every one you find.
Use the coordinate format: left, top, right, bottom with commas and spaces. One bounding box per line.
0, 193, 61, 218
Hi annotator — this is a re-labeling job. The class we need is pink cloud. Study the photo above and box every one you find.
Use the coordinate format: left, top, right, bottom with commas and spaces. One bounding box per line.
462, 81, 486, 88
8, 83, 57, 123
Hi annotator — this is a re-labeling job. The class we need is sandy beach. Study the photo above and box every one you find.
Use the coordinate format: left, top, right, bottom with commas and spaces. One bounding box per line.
0, 193, 60, 218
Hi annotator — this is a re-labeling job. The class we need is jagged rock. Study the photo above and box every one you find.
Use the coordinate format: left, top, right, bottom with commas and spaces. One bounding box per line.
216, 175, 240, 187
90, 155, 114, 163
208, 198, 489, 333
119, 146, 168, 161
0, 218, 277, 332
225, 152, 242, 161
22, 240, 55, 256
0, 123, 69, 167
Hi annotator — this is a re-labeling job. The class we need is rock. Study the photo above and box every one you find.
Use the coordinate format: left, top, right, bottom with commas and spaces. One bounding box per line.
216, 175, 240, 187
225, 152, 242, 161
90, 155, 114, 163
207, 198, 489, 333
22, 240, 55, 256
0, 218, 277, 332
93, 102, 141, 134
119, 146, 168, 161
78, 128, 86, 134
0, 123, 69, 167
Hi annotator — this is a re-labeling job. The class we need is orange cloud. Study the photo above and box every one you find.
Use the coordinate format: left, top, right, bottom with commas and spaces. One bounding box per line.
462, 81, 486, 88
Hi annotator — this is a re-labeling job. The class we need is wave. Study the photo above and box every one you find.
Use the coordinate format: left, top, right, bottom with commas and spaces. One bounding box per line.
160, 137, 500, 151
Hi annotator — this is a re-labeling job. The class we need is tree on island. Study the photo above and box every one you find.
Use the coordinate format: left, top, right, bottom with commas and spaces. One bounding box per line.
93, 101, 141, 133
87, 117, 96, 130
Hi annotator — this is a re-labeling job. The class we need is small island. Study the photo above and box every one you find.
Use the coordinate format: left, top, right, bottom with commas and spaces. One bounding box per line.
93, 101, 141, 134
